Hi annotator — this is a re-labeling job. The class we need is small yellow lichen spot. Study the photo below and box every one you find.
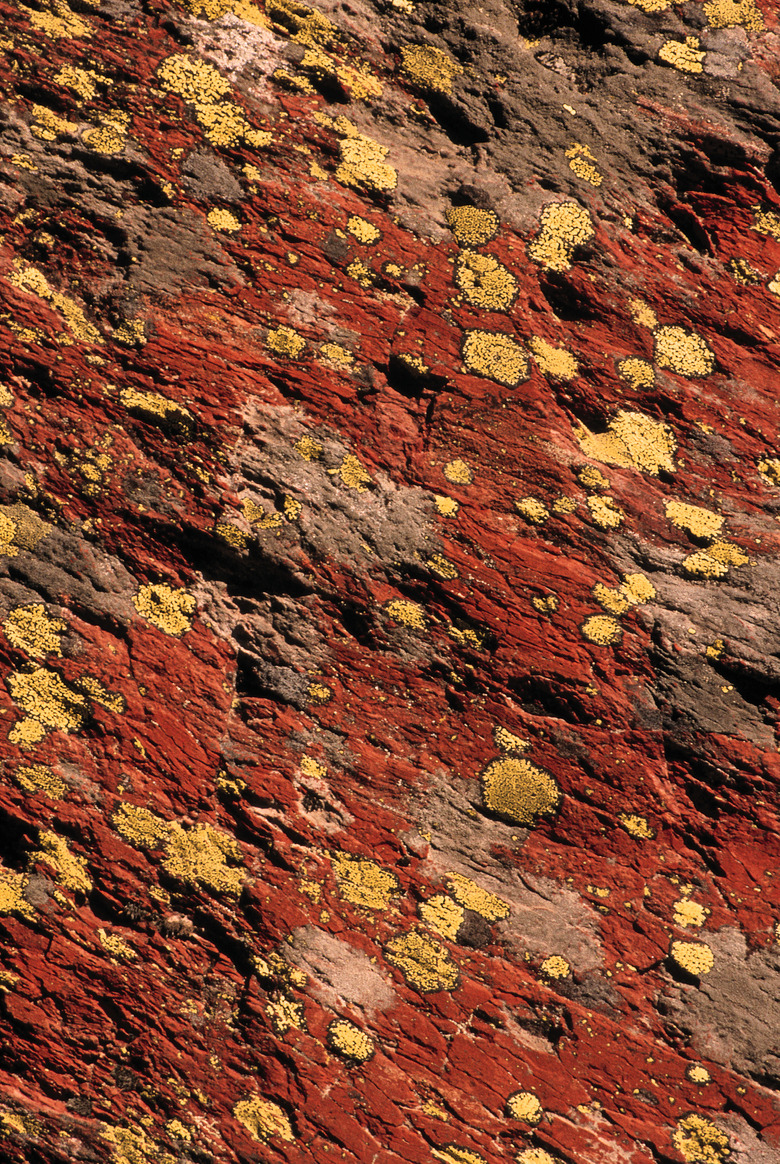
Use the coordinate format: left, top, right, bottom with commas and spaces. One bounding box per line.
119, 387, 192, 432
0, 868, 35, 920
163, 823, 244, 895
434, 494, 459, 517
673, 899, 708, 928
166, 1120, 191, 1141
540, 954, 571, 979
494, 726, 529, 753
157, 54, 231, 104
332, 853, 400, 909
267, 325, 305, 358
283, 495, 301, 521
593, 582, 631, 616
10, 154, 38, 172
336, 134, 397, 192
113, 802, 171, 849
320, 342, 354, 368
455, 251, 517, 311
704, 0, 763, 29
433, 1149, 485, 1164
15, 764, 67, 797
266, 996, 306, 1034
670, 940, 714, 976
113, 319, 147, 347
308, 681, 332, 705
346, 215, 381, 244
706, 638, 725, 660
581, 614, 621, 645
462, 329, 530, 386
552, 496, 577, 515
207, 207, 241, 233
387, 599, 426, 630
506, 1091, 543, 1124
339, 454, 372, 491
427, 553, 458, 580
401, 44, 463, 93
133, 583, 195, 636
448, 626, 484, 648
447, 872, 510, 921
527, 201, 595, 273
384, 930, 459, 992
628, 299, 658, 330
33, 831, 91, 893
7, 668, 88, 734
517, 1151, 558, 1164
532, 594, 559, 614
673, 1114, 730, 1164
575, 410, 677, 475
665, 499, 723, 541
587, 495, 624, 529
618, 813, 656, 839
98, 928, 137, 961
233, 1096, 294, 1143
753, 207, 780, 241
294, 435, 323, 461
216, 521, 250, 549
327, 1018, 374, 1061
446, 205, 499, 247
682, 540, 748, 578
658, 37, 706, 73
528, 336, 579, 379
565, 142, 603, 186
515, 497, 549, 525
480, 756, 561, 826
83, 110, 130, 155
578, 465, 610, 490
686, 1064, 711, 1085
419, 893, 465, 941
346, 258, 373, 287
3, 605, 65, 657
655, 326, 715, 378
618, 356, 655, 390
443, 459, 473, 485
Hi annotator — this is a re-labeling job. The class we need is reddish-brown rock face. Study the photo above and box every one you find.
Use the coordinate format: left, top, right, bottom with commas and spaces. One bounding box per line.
0, 0, 780, 1161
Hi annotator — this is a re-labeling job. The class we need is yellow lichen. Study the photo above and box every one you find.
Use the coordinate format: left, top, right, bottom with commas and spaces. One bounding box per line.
419, 894, 465, 941
578, 465, 610, 490
339, 454, 372, 491
307, 681, 332, 704
462, 330, 530, 386
654, 326, 715, 378
98, 929, 137, 961
216, 522, 249, 549
629, 298, 659, 330
728, 257, 762, 285
3, 605, 65, 657
119, 387, 193, 433
294, 435, 323, 461
575, 410, 677, 475
400, 44, 462, 93
332, 853, 400, 909
327, 1018, 374, 1061
552, 496, 577, 515
753, 207, 780, 241
266, 996, 306, 1033
427, 553, 458, 580
267, 325, 305, 358
587, 495, 624, 529
387, 599, 426, 630
15, 764, 67, 797
163, 823, 244, 895
448, 626, 484, 648
494, 725, 528, 754
527, 201, 595, 272
207, 208, 241, 232
346, 215, 381, 244
540, 954, 570, 979
443, 459, 473, 485
21, 0, 92, 38
565, 142, 602, 186
686, 1065, 711, 1085
618, 813, 656, 839
454, 251, 517, 311
446, 206, 499, 247
113, 803, 171, 848
336, 134, 397, 192
673, 899, 707, 928
480, 756, 561, 826
665, 499, 723, 540
704, 0, 763, 29
515, 497, 549, 525
670, 940, 714, 976
595, 572, 655, 615
133, 583, 195, 636
506, 1091, 543, 1124
113, 320, 147, 347
682, 540, 748, 578
83, 110, 130, 154
158, 54, 231, 103
618, 357, 655, 390
672, 1114, 730, 1164
166, 1120, 191, 1141
532, 594, 559, 614
581, 614, 622, 645
54, 65, 109, 99
8, 667, 89, 734
32, 830, 91, 893
9, 263, 102, 344
233, 1096, 294, 1143
528, 336, 578, 379
320, 342, 354, 367
517, 1151, 558, 1164
0, 868, 35, 920
658, 38, 705, 73
447, 872, 509, 921
30, 104, 78, 141
384, 930, 459, 992
434, 494, 459, 517
433, 1149, 485, 1164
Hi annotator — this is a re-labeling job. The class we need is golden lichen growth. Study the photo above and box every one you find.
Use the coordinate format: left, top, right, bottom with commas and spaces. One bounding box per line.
670, 940, 714, 976
655, 326, 715, 378
658, 37, 705, 73
552, 496, 576, 516
618, 812, 656, 839
757, 457, 780, 486
327, 1018, 375, 1061
346, 215, 381, 244
704, 0, 763, 28
753, 207, 780, 241
387, 599, 426, 630
336, 133, 397, 192
207, 208, 241, 233
419, 893, 465, 941
7, 667, 89, 734
266, 996, 306, 1034
443, 459, 473, 485
98, 929, 137, 961
294, 435, 323, 461
434, 494, 459, 517
446, 206, 499, 247
320, 342, 354, 368
0, 868, 35, 920
618, 357, 655, 390
673, 898, 708, 928
682, 540, 748, 578
133, 583, 195, 636
339, 454, 372, 491
233, 1096, 294, 1143
113, 803, 170, 849
433, 1148, 486, 1164
21, 0, 92, 38
540, 954, 571, 979
400, 44, 463, 93
30, 104, 78, 141
15, 764, 67, 798
506, 1091, 543, 1124
448, 626, 484, 649
527, 201, 595, 272
384, 930, 459, 992
665, 500, 723, 540
494, 725, 529, 753
267, 325, 305, 358
672, 1114, 730, 1164
480, 756, 561, 826
9, 263, 102, 344
515, 497, 549, 525
3, 605, 65, 657
581, 614, 621, 645
83, 110, 130, 154
454, 251, 517, 311
565, 142, 602, 186
163, 823, 244, 895
54, 65, 109, 99
101, 1123, 160, 1164
33, 830, 92, 893
532, 594, 559, 614
578, 465, 610, 490
158, 54, 231, 104
448, 872, 509, 921
587, 495, 624, 529
332, 853, 400, 909
216, 521, 249, 549
119, 387, 193, 434
462, 330, 530, 386
686, 1065, 711, 1085
307, 681, 332, 705
728, 257, 761, 285
629, 298, 658, 330
113, 320, 147, 347
594, 572, 656, 615
427, 553, 458, 579
575, 410, 677, 475
528, 336, 578, 379
517, 1151, 558, 1164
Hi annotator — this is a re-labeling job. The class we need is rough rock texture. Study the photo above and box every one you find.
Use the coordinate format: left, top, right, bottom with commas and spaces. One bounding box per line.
0, 0, 779, 1162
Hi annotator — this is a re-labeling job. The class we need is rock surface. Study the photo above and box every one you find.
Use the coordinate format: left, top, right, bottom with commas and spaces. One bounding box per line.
0, 0, 779, 1161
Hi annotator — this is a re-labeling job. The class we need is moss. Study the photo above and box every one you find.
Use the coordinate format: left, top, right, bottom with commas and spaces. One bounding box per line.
704, 0, 762, 28
575, 410, 677, 475
332, 853, 400, 909
527, 201, 595, 272
654, 326, 715, 378
618, 813, 655, 839
565, 142, 602, 186
618, 356, 654, 390
267, 325, 305, 358
480, 756, 561, 826
506, 1091, 543, 1124
581, 614, 621, 645
528, 336, 578, 379
400, 44, 463, 93
419, 893, 464, 940
665, 499, 723, 540
670, 940, 714, 976
207, 208, 241, 232
445, 206, 499, 247
447, 872, 509, 921
387, 599, 426, 630
443, 459, 472, 485
462, 329, 530, 386
3, 605, 65, 657
327, 1018, 374, 1061
515, 497, 549, 525
672, 1115, 730, 1164
587, 495, 624, 529
454, 251, 517, 311
658, 38, 705, 73
133, 583, 195, 636
384, 929, 459, 992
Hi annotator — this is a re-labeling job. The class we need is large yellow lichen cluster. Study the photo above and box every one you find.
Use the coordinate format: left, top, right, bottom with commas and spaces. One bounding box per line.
527, 201, 595, 272
387, 599, 426, 630
528, 336, 578, 379
233, 1096, 294, 1143
447, 872, 510, 921
454, 251, 517, 311
3, 605, 65, 657
120, 387, 193, 435
658, 38, 705, 73
665, 499, 724, 540
15, 763, 67, 798
581, 614, 621, 645
21, 0, 92, 39
33, 830, 92, 893
506, 1091, 543, 1124
400, 44, 463, 93
133, 583, 195, 636
339, 454, 372, 491
753, 207, 780, 241
575, 410, 677, 475
682, 539, 748, 579
618, 356, 655, 390
587, 495, 624, 529
332, 853, 400, 909
346, 215, 381, 244
419, 893, 465, 940
480, 756, 561, 826
673, 1114, 730, 1163
443, 458, 472, 484
384, 930, 459, 992
7, 667, 89, 745
515, 497, 549, 525
0, 868, 35, 921
654, 326, 715, 378
54, 64, 111, 99
267, 325, 306, 358
670, 939, 714, 976
327, 1019, 375, 1061
9, 263, 102, 345
462, 330, 530, 386
594, 572, 656, 615
83, 110, 131, 155
446, 206, 499, 247
704, 0, 763, 28
673, 898, 708, 928
114, 804, 244, 895
336, 132, 397, 192
540, 954, 570, 979
157, 54, 267, 149
618, 812, 655, 839
207, 208, 241, 233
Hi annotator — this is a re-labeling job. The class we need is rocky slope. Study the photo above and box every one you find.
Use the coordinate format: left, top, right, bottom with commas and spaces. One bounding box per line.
0, 0, 780, 1161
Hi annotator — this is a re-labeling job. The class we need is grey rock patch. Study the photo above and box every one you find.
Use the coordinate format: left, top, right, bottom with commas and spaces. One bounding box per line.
282, 926, 397, 1014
